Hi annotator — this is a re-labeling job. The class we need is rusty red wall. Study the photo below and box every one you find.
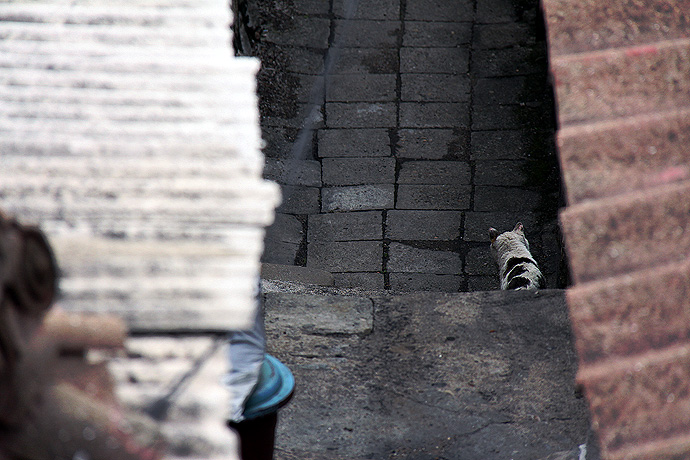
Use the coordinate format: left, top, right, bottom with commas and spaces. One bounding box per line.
543, 0, 690, 458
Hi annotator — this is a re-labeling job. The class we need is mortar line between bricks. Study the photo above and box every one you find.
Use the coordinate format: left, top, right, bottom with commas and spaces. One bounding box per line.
459, 211, 468, 292
394, 0, 404, 154
323, 0, 335, 129
467, 0, 478, 214
395, 0, 404, 131
471, 127, 555, 132
301, 0, 357, 270
315, 0, 334, 220
460, 0, 479, 292
385, 0, 406, 291
382, 209, 390, 289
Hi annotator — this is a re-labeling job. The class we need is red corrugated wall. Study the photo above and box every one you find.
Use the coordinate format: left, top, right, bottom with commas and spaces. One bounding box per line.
543, 1, 690, 458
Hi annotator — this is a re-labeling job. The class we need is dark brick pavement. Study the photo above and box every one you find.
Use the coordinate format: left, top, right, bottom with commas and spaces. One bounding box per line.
248, 0, 563, 292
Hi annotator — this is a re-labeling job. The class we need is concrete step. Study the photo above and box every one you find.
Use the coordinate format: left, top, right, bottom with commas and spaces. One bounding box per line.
261, 263, 335, 287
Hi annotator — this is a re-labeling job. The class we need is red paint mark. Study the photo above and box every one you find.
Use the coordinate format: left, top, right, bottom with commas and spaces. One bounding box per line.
625, 45, 659, 57
648, 166, 688, 186
656, 166, 688, 183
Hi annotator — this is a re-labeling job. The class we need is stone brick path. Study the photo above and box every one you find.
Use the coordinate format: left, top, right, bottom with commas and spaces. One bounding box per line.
253, 0, 563, 292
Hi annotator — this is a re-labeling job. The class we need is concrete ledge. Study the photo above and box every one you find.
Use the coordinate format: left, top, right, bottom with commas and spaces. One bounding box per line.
261, 263, 335, 286
264, 293, 373, 335
263, 288, 599, 460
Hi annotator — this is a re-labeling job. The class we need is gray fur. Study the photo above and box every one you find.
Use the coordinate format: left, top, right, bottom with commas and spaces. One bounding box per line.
489, 222, 545, 291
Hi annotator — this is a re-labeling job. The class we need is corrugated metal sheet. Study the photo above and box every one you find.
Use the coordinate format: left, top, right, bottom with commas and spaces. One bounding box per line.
0, 0, 280, 332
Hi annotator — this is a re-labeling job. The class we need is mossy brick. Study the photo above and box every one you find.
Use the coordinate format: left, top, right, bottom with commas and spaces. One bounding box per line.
473, 48, 548, 78
263, 16, 330, 48
326, 74, 397, 102
463, 212, 537, 242
401, 74, 471, 102
293, 0, 330, 15
326, 102, 396, 128
308, 211, 383, 242
277, 185, 320, 214
276, 45, 325, 75
470, 130, 535, 160
322, 157, 396, 186
307, 241, 382, 272
333, 20, 400, 48
385, 210, 462, 241
387, 242, 461, 274
476, 0, 521, 23
333, 272, 385, 290
265, 213, 305, 245
400, 47, 470, 74
473, 186, 542, 212
472, 104, 550, 131
322, 184, 395, 212
398, 161, 471, 185
405, 0, 474, 21
468, 275, 499, 291
333, 0, 399, 20
263, 103, 324, 129
474, 160, 529, 186
400, 102, 470, 128
472, 23, 534, 50
397, 128, 469, 160
465, 247, 497, 276
262, 127, 311, 159
388, 273, 462, 292
295, 74, 325, 103
473, 77, 544, 105
264, 158, 321, 186
396, 184, 471, 210
261, 238, 300, 265
404, 22, 472, 47
332, 48, 399, 74
318, 129, 391, 157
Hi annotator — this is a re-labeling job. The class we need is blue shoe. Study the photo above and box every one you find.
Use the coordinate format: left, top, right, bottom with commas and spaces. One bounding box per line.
243, 354, 295, 420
